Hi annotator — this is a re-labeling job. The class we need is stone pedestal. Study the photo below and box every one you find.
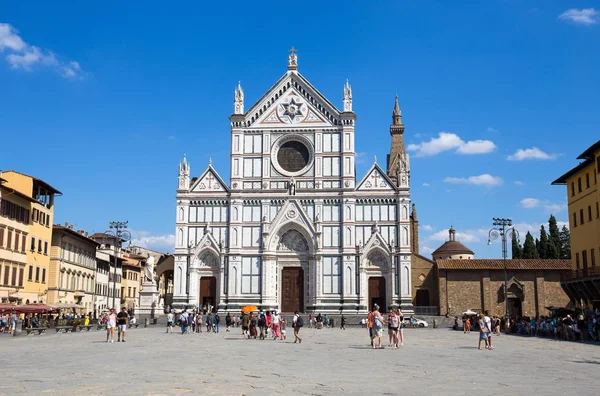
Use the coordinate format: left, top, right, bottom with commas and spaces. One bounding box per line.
135, 282, 159, 319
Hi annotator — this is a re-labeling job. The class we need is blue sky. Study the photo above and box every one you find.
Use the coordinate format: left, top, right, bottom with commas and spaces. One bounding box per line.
1, 1, 598, 256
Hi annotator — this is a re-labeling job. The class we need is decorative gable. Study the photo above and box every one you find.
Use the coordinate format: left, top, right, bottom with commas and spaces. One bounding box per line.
244, 71, 341, 129
356, 163, 396, 191
264, 199, 317, 252
190, 165, 229, 193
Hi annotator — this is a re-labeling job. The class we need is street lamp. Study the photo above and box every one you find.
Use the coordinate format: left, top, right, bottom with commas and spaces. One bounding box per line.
103, 221, 131, 309
487, 218, 519, 319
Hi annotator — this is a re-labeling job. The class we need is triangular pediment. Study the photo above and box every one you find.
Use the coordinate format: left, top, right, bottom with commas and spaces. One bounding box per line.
244, 71, 341, 128
264, 199, 317, 252
356, 163, 397, 191
190, 166, 229, 193
191, 231, 222, 268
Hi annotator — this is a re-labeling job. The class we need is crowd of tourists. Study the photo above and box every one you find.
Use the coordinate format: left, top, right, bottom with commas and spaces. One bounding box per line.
458, 308, 600, 346
365, 304, 405, 349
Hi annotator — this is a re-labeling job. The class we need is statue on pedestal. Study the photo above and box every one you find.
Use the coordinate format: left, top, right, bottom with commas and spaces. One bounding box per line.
145, 256, 156, 283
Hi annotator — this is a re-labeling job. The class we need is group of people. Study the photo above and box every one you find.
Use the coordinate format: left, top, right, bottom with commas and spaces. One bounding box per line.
101, 307, 131, 343
366, 304, 405, 349
511, 311, 600, 342
167, 311, 227, 334
240, 309, 289, 341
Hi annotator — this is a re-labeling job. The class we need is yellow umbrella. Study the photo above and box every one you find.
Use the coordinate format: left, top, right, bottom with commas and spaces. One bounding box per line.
241, 305, 258, 313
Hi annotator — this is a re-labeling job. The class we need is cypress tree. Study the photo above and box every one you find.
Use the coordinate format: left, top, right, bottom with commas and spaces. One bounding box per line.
546, 238, 559, 259
548, 215, 561, 258
539, 225, 549, 259
511, 231, 523, 259
523, 232, 539, 259
559, 225, 571, 259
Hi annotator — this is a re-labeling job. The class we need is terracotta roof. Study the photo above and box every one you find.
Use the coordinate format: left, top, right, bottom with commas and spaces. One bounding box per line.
432, 241, 474, 256
436, 259, 572, 270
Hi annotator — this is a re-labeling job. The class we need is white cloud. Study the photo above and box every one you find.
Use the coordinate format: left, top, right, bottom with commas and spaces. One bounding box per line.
422, 224, 433, 231
427, 229, 484, 244
520, 198, 540, 208
444, 174, 503, 186
0, 23, 84, 78
422, 182, 430, 187
130, 230, 175, 253
487, 127, 498, 133
514, 180, 525, 185
407, 132, 495, 157
507, 147, 557, 161
544, 203, 567, 213
456, 139, 497, 154
421, 246, 434, 254
355, 152, 367, 164
559, 8, 599, 25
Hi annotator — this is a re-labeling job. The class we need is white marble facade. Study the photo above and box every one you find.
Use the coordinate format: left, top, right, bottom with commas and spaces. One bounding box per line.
174, 52, 413, 314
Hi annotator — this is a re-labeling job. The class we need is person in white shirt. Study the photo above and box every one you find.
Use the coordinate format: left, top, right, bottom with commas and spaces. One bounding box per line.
483, 310, 493, 350
271, 310, 282, 340
166, 312, 174, 333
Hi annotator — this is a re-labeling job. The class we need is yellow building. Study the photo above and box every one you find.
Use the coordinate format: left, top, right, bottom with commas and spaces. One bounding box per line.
49, 224, 99, 314
121, 252, 143, 310
552, 139, 600, 308
0, 175, 34, 304
1, 171, 61, 304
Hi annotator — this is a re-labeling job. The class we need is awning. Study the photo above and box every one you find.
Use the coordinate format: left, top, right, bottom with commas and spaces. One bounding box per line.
0, 303, 56, 314
47, 302, 84, 310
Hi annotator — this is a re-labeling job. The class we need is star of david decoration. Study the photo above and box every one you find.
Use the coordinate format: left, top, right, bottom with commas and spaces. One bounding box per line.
281, 98, 304, 121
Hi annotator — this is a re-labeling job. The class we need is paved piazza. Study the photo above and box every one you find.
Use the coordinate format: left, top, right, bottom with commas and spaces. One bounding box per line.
2, 326, 598, 395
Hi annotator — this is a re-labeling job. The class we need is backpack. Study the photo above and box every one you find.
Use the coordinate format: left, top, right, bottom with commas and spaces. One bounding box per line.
295, 315, 304, 327
214, 314, 220, 324
187, 315, 193, 325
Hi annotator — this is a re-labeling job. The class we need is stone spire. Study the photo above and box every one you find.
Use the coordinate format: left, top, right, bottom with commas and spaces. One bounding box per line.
233, 81, 244, 115
386, 95, 407, 182
392, 94, 402, 125
449, 226, 456, 241
343, 79, 352, 112
178, 154, 190, 190
288, 46, 298, 71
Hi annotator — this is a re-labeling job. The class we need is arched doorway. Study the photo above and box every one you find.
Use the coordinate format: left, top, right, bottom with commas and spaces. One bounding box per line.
278, 229, 308, 313
367, 250, 389, 312
198, 252, 219, 311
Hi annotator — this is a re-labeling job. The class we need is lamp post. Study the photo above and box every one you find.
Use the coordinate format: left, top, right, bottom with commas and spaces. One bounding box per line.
103, 221, 131, 309
487, 218, 519, 319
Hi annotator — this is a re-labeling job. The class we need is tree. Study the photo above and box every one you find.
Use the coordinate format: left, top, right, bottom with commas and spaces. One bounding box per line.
523, 232, 539, 259
538, 225, 549, 259
546, 237, 559, 259
511, 231, 523, 259
559, 225, 571, 259
548, 215, 562, 258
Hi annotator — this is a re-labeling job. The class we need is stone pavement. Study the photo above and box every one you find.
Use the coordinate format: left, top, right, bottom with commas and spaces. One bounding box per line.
1, 326, 598, 395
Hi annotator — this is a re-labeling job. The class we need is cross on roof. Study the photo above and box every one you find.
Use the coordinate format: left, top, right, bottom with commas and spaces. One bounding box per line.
205, 173, 215, 189
371, 171, 380, 187
289, 46, 297, 55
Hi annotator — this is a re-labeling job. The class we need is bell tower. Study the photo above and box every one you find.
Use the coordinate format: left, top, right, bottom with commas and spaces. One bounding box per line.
386, 95, 406, 183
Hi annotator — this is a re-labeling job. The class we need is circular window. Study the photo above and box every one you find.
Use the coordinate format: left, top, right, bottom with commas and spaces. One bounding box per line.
277, 141, 309, 172
271, 134, 314, 177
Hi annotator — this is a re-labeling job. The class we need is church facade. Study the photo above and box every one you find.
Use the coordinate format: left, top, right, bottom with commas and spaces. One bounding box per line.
173, 51, 414, 314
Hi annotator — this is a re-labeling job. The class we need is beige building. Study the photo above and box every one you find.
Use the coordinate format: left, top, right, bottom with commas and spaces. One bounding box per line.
48, 224, 99, 313
552, 139, 600, 308
121, 252, 143, 310
1, 170, 61, 304
0, 175, 32, 304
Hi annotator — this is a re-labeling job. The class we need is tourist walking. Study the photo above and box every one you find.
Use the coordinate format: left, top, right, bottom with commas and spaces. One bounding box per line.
478, 313, 491, 350
214, 312, 220, 333
206, 313, 213, 333
225, 313, 232, 332
280, 317, 287, 340
341, 315, 346, 330
464, 317, 471, 334
367, 310, 374, 347
195, 312, 202, 333
258, 311, 267, 340
187, 312, 194, 334
371, 305, 385, 349
249, 313, 258, 339
292, 311, 303, 343
9, 309, 16, 335
308, 315, 313, 329
241, 312, 250, 339
166, 311, 174, 333
117, 307, 129, 342
389, 310, 400, 349
483, 311, 493, 349
106, 308, 117, 343
271, 310, 282, 340
180, 311, 189, 335
398, 309, 405, 346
